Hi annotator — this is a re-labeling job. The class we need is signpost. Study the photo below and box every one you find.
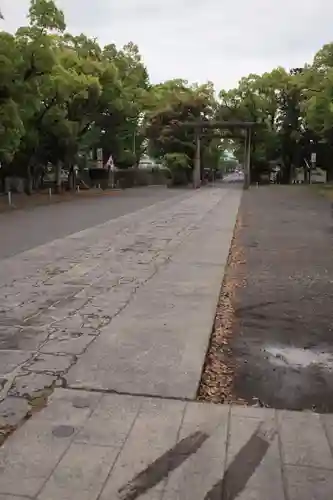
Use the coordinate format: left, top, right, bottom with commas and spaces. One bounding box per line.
311, 152, 317, 165
310, 153, 317, 184
97, 148, 103, 169
106, 155, 115, 188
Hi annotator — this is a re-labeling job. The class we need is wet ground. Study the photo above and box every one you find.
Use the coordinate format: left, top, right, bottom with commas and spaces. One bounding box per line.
200, 185, 333, 412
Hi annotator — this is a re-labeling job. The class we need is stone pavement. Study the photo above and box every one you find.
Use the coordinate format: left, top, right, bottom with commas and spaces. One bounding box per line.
1, 389, 333, 499
0, 186, 240, 437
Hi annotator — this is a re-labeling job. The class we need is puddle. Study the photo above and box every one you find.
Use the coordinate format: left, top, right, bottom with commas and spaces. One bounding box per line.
264, 345, 333, 370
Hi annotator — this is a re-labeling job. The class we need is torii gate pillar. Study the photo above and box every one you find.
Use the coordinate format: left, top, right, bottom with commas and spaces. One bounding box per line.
244, 128, 252, 190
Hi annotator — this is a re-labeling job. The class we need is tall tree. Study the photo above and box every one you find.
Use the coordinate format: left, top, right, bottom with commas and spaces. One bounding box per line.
146, 81, 217, 183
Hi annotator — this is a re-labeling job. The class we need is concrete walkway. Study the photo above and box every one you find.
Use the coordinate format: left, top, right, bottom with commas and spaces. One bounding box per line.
66, 187, 241, 398
0, 186, 240, 407
1, 185, 333, 499
1, 389, 333, 499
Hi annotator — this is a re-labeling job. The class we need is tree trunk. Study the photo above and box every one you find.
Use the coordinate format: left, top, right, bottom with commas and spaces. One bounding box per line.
40, 169, 45, 190
326, 166, 333, 183
280, 162, 292, 184
33, 165, 43, 191
26, 164, 33, 195
72, 166, 77, 190
55, 161, 62, 194
68, 164, 75, 191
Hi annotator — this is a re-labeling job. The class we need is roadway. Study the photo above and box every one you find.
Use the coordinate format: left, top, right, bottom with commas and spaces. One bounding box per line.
0, 187, 186, 260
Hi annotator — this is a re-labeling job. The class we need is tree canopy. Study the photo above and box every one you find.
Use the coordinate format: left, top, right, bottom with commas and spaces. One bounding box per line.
216, 55, 333, 183
0, 0, 150, 190
1, 0, 333, 188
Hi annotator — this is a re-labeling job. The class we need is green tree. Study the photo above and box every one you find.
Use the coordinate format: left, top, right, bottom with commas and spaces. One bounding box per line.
302, 45, 333, 181
217, 68, 306, 183
0, 32, 25, 163
1, 0, 151, 191
146, 81, 217, 184
96, 42, 149, 169
9, 0, 66, 191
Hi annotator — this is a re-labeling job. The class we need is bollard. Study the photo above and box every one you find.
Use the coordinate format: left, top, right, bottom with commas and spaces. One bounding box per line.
76, 185, 80, 193
8, 191, 12, 206
48, 187, 52, 199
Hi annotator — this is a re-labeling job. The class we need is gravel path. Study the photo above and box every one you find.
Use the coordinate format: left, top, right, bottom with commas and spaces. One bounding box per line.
199, 186, 333, 412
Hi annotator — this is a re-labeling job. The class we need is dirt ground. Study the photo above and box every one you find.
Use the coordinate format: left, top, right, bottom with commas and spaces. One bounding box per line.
199, 185, 333, 412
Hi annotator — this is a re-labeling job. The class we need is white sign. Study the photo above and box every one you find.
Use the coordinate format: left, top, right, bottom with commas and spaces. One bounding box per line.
97, 148, 103, 161
311, 153, 317, 164
106, 155, 115, 171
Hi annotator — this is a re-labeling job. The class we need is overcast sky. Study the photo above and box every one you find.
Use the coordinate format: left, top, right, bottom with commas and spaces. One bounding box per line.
1, 0, 333, 90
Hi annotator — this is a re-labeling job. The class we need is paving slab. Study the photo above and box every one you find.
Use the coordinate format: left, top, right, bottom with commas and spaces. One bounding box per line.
162, 402, 229, 500
225, 414, 284, 500
0, 351, 32, 376
23, 353, 75, 375
74, 393, 141, 448
277, 410, 333, 469
0, 397, 31, 430
38, 443, 118, 500
285, 466, 333, 500
0, 390, 333, 499
99, 397, 186, 500
8, 373, 56, 399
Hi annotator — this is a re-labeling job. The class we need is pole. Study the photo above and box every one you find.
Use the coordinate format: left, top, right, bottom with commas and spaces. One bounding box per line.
244, 128, 251, 189
8, 191, 12, 206
110, 166, 115, 189
193, 132, 201, 189
310, 152, 316, 185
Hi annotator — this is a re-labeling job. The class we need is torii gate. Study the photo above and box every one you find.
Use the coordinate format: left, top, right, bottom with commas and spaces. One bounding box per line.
180, 120, 257, 190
